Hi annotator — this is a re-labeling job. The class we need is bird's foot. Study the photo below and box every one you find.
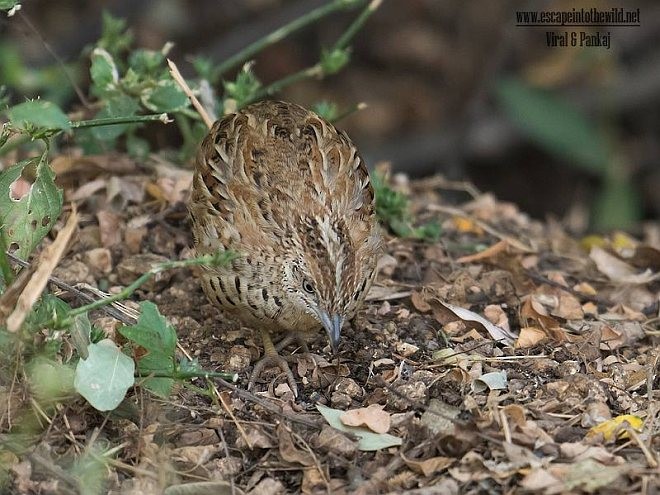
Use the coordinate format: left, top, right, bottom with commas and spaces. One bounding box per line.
247, 353, 299, 397
274, 332, 310, 354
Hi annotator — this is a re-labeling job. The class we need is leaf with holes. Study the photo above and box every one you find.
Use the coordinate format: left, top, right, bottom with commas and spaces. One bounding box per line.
0, 154, 63, 260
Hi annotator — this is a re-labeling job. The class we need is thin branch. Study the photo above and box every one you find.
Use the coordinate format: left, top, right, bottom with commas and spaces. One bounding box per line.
333, 0, 382, 51
245, 0, 383, 106
59, 252, 236, 325
18, 11, 90, 108
214, 377, 320, 428
70, 113, 170, 129
6, 252, 137, 325
212, 0, 367, 80
168, 59, 214, 129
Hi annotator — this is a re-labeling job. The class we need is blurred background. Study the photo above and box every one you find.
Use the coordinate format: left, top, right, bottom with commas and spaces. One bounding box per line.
1, 0, 659, 231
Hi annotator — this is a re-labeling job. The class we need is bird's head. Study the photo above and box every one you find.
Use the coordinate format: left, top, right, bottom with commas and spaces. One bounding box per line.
282, 213, 379, 351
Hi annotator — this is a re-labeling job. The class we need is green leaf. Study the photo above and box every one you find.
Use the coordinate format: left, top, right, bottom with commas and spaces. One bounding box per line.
0, 154, 63, 259
70, 313, 92, 359
495, 77, 610, 175
192, 55, 214, 80
97, 11, 133, 58
118, 301, 177, 397
74, 339, 135, 411
28, 294, 71, 329
128, 48, 165, 77
316, 404, 403, 451
312, 101, 339, 121
7, 100, 71, 131
223, 64, 261, 106
0, 1, 19, 12
90, 48, 119, 95
141, 80, 189, 113
320, 48, 350, 75
28, 357, 76, 403
119, 302, 176, 355
126, 133, 150, 160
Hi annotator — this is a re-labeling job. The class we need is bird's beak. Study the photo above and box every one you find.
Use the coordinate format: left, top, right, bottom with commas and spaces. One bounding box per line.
319, 312, 344, 352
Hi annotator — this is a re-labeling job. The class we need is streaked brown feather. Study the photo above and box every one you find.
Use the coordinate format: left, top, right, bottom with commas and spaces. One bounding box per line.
189, 99, 380, 355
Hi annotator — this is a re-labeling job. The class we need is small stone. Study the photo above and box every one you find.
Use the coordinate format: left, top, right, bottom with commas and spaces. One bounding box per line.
387, 381, 427, 411
83, 248, 113, 276
333, 377, 362, 398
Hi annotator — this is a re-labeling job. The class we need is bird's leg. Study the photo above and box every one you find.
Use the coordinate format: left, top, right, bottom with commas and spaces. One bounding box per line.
275, 332, 310, 354
248, 329, 299, 397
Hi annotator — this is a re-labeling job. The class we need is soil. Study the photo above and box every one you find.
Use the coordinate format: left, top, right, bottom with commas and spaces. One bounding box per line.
6, 157, 660, 494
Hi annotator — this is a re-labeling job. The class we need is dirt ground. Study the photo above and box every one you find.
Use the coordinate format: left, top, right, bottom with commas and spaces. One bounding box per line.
10, 155, 660, 494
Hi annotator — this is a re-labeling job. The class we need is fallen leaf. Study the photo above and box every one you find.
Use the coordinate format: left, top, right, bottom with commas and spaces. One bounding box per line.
520, 297, 566, 342
483, 304, 511, 332
472, 371, 507, 392
586, 415, 643, 442
598, 322, 645, 350
341, 404, 391, 434
402, 454, 454, 476
456, 239, 508, 264
276, 424, 314, 466
451, 216, 484, 235
561, 459, 625, 490
515, 327, 547, 348
589, 246, 658, 284
410, 290, 432, 312
437, 301, 517, 344
317, 404, 402, 451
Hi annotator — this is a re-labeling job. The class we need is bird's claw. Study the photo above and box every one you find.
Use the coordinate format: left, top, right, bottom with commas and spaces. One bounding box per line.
247, 354, 299, 397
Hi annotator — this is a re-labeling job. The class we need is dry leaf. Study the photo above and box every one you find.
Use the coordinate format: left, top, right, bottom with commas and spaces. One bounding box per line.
437, 301, 517, 344
586, 415, 643, 442
456, 239, 508, 264
402, 454, 454, 476
451, 216, 484, 235
483, 304, 510, 332
589, 247, 658, 284
276, 424, 314, 466
340, 404, 391, 434
410, 290, 432, 312
515, 327, 547, 348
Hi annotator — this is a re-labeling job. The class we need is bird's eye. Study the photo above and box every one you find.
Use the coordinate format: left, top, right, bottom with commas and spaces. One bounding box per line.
302, 279, 315, 294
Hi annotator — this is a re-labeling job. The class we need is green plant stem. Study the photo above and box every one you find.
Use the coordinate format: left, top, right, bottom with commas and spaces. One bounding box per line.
174, 113, 195, 151
332, 102, 366, 122
212, 0, 367, 81
142, 370, 239, 382
334, 0, 382, 51
247, 66, 323, 106
70, 113, 169, 129
58, 252, 236, 326
245, 0, 382, 105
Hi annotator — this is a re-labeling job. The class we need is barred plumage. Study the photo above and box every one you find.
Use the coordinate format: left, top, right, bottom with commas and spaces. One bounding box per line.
189, 100, 381, 395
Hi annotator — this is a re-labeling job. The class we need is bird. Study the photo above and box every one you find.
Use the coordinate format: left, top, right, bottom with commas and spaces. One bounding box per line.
188, 100, 381, 396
